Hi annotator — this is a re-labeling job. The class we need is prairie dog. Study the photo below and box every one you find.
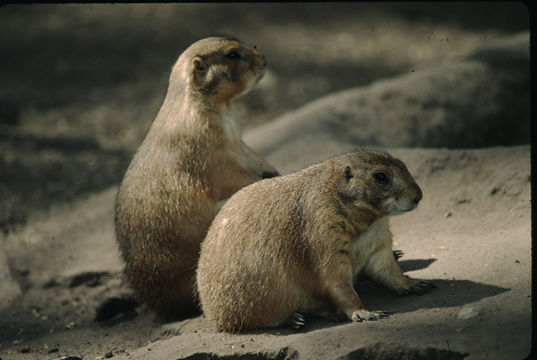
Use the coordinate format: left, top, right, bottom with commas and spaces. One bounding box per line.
196, 150, 435, 332
115, 36, 278, 320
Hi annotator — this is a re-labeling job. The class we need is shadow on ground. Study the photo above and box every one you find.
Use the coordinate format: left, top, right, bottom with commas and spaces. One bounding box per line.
233, 256, 508, 336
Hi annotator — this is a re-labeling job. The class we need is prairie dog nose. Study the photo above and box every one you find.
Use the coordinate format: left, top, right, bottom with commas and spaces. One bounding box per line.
412, 184, 423, 205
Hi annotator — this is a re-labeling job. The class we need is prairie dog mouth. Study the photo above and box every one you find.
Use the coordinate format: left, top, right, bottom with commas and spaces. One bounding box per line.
235, 69, 264, 99
253, 67, 265, 85
387, 201, 418, 215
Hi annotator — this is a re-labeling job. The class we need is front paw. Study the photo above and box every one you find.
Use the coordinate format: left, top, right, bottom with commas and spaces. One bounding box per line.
262, 170, 280, 179
396, 279, 437, 296
351, 309, 391, 322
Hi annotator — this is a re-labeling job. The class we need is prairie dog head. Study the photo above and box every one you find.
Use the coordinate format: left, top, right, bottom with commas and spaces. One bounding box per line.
171, 36, 265, 105
336, 151, 422, 218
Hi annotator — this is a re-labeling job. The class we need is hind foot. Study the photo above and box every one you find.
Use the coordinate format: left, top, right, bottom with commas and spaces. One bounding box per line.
351, 309, 391, 322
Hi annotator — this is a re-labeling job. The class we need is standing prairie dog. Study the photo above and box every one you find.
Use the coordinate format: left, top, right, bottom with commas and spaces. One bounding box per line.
115, 36, 278, 320
196, 150, 435, 332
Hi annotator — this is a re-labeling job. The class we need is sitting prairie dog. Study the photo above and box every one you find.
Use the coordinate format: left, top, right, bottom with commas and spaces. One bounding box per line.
114, 36, 278, 320
196, 150, 435, 332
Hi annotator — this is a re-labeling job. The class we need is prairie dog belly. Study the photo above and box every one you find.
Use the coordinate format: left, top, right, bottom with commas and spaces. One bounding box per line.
352, 217, 392, 279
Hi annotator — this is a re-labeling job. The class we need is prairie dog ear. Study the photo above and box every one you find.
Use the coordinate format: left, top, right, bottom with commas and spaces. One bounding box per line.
344, 165, 353, 181
192, 56, 206, 74
338, 164, 357, 202
192, 56, 209, 88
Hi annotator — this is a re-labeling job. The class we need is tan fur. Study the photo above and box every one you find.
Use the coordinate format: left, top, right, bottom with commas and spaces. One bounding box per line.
115, 36, 277, 320
197, 150, 434, 332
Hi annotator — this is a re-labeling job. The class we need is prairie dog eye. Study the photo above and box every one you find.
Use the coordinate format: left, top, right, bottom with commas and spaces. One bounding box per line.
226, 50, 241, 59
373, 171, 389, 184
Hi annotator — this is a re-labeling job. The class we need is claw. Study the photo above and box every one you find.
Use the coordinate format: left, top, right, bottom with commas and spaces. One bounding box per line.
401, 280, 437, 295
371, 310, 391, 320
393, 250, 404, 261
415, 280, 437, 294
379, 311, 391, 318
291, 312, 306, 330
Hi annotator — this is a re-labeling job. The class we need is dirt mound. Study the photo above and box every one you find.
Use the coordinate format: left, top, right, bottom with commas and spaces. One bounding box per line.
1, 146, 530, 359
245, 32, 529, 154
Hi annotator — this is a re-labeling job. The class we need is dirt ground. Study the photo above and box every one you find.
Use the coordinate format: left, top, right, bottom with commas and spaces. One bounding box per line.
0, 3, 532, 360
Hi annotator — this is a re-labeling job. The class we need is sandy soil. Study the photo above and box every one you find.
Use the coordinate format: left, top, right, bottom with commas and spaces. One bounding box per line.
0, 3, 531, 360
0, 146, 531, 360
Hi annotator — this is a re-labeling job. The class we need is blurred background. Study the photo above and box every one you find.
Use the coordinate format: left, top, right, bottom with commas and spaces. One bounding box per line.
0, 3, 530, 232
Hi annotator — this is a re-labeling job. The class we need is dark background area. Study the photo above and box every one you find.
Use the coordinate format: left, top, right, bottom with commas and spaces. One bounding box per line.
0, 3, 530, 231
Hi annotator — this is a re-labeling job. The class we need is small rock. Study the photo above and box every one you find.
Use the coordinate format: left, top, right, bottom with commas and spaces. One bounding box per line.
444, 211, 452, 218
43, 278, 60, 288
457, 305, 481, 319
20, 346, 30, 353
490, 187, 500, 195
48, 348, 59, 354
105, 351, 114, 358
94, 296, 138, 322
18, 269, 30, 277
515, 260, 520, 263
61, 356, 82, 360
69, 271, 109, 288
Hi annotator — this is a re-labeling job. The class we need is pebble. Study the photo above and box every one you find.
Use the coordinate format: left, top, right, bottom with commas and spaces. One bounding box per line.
65, 321, 76, 329
457, 305, 481, 320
